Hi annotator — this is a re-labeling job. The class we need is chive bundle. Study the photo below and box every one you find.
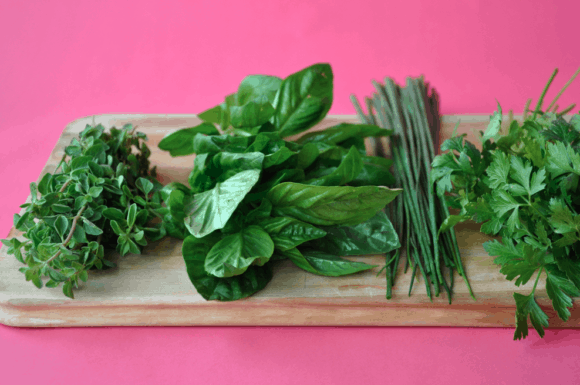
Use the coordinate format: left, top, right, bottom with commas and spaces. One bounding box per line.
351, 77, 474, 303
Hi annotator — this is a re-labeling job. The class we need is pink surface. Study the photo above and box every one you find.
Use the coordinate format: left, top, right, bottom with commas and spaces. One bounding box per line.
1, 0, 580, 383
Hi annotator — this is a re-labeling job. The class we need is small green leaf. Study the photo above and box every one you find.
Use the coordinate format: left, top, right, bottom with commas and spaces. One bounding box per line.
54, 215, 68, 241
83, 218, 103, 236
482, 101, 502, 143
63, 281, 74, 299
88, 186, 103, 198
127, 203, 137, 229
70, 156, 93, 171
72, 226, 88, 244
110, 220, 124, 235
513, 292, 548, 340
127, 239, 141, 254
102, 208, 126, 222
79, 270, 89, 282
47, 268, 68, 282
52, 204, 72, 213
136, 178, 154, 195
438, 215, 469, 237
38, 173, 53, 195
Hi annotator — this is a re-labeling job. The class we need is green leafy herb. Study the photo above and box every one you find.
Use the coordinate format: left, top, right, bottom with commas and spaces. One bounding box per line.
431, 66, 580, 339
161, 63, 402, 300
2, 124, 166, 298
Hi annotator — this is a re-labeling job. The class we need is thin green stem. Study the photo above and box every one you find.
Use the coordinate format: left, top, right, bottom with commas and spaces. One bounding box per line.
533, 68, 558, 119
45, 204, 88, 264
557, 103, 576, 117
531, 266, 544, 295
546, 66, 580, 111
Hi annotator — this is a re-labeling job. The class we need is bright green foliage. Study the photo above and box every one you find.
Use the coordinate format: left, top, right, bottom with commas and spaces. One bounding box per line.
2, 124, 166, 298
163, 63, 402, 301
432, 76, 580, 339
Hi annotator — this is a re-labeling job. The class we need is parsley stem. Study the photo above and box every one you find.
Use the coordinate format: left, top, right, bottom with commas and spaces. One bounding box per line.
533, 68, 559, 119
531, 266, 544, 296
526, 200, 549, 224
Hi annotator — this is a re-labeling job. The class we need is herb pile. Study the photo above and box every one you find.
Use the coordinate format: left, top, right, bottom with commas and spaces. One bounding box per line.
431, 67, 580, 339
1, 124, 166, 298
158, 63, 402, 301
351, 77, 473, 302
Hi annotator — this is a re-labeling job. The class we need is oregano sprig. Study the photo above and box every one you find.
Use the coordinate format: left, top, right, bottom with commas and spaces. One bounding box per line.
1, 123, 167, 298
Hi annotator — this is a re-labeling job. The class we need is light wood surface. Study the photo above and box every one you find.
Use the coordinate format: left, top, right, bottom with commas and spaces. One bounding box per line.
1, 114, 578, 328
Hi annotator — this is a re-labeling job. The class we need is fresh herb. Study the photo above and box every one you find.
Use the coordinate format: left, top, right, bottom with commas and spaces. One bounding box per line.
159, 63, 403, 301
431, 67, 580, 339
351, 77, 472, 302
1, 124, 167, 298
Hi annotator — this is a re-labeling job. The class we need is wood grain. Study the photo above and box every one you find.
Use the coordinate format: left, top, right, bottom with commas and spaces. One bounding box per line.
1, 114, 578, 328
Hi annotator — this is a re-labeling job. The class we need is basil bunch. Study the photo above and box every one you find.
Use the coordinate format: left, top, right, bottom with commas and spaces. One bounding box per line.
159, 63, 403, 301
1, 124, 166, 298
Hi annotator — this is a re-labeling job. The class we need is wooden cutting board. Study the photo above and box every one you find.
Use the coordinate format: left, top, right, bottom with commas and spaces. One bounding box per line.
1, 114, 579, 328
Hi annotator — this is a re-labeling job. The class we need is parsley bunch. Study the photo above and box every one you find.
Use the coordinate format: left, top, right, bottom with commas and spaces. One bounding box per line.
1, 124, 166, 298
432, 67, 580, 339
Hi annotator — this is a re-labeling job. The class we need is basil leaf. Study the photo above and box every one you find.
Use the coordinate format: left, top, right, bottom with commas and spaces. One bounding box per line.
210, 152, 264, 175
243, 168, 305, 203
245, 133, 273, 153
263, 147, 296, 168
348, 156, 395, 187
158, 123, 219, 157
198, 105, 223, 124
297, 142, 320, 169
185, 169, 261, 237
311, 211, 400, 256
204, 225, 274, 277
230, 99, 275, 129
272, 63, 333, 137
305, 146, 363, 186
268, 182, 402, 226
296, 123, 392, 145
260, 217, 326, 251
182, 234, 273, 301
284, 248, 376, 276
245, 199, 272, 224
193, 133, 251, 154
188, 153, 213, 192
190, 152, 265, 193
237, 75, 283, 105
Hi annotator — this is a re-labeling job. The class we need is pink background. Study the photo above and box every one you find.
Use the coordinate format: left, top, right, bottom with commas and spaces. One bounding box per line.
1, 0, 580, 383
